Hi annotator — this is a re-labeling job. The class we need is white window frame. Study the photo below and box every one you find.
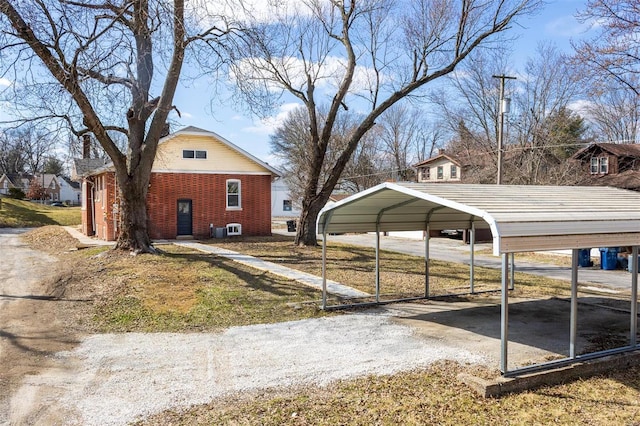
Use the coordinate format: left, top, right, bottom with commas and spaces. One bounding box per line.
590, 157, 599, 174
182, 149, 207, 159
450, 164, 457, 179
437, 166, 444, 180
599, 156, 608, 174
226, 179, 241, 210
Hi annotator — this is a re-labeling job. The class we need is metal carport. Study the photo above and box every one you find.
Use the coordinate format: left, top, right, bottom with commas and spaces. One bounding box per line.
317, 182, 640, 375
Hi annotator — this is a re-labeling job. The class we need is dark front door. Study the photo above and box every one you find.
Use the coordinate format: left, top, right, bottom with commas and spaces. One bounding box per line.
177, 199, 192, 236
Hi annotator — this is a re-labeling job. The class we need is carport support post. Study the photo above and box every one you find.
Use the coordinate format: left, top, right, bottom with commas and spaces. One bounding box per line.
322, 231, 327, 310
570, 249, 579, 358
425, 225, 430, 298
375, 225, 381, 303
510, 253, 515, 290
631, 246, 638, 347
501, 253, 509, 374
470, 222, 475, 293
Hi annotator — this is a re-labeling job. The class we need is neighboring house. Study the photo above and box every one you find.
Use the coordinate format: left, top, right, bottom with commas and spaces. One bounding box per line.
72, 126, 281, 241
0, 173, 31, 195
58, 176, 82, 205
0, 173, 61, 200
271, 179, 300, 217
572, 143, 640, 191
39, 174, 61, 201
413, 150, 462, 183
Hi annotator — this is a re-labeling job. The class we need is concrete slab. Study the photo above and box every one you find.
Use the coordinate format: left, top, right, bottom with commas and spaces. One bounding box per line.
390, 295, 635, 373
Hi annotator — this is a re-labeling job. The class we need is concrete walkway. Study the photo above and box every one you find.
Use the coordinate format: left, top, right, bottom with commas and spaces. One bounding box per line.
174, 241, 369, 299
63, 226, 115, 247
320, 232, 635, 291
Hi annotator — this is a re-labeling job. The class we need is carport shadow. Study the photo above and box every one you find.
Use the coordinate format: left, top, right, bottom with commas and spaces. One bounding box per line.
402, 296, 635, 358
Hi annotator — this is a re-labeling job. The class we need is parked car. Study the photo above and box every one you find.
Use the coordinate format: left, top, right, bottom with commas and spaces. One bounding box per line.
50, 202, 67, 207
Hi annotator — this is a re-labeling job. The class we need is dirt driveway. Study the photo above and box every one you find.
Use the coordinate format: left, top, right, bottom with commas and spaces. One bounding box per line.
0, 228, 81, 425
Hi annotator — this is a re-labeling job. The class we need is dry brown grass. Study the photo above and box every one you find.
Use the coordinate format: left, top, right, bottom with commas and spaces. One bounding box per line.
140, 361, 640, 425
211, 236, 576, 301
21, 227, 330, 333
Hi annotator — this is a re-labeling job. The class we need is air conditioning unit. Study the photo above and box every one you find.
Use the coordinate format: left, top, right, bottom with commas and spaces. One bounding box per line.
226, 223, 242, 236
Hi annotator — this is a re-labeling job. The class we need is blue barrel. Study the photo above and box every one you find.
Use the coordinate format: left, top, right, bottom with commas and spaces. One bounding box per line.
578, 249, 592, 267
600, 247, 619, 270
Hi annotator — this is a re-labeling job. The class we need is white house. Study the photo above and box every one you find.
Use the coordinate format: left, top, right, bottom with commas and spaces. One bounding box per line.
58, 176, 82, 205
271, 179, 300, 217
413, 150, 462, 183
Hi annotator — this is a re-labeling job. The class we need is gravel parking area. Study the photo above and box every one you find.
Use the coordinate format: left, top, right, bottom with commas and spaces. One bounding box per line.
11, 311, 486, 425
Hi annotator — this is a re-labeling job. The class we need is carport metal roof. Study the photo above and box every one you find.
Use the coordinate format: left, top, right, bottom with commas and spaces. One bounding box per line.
317, 182, 640, 376
317, 182, 640, 255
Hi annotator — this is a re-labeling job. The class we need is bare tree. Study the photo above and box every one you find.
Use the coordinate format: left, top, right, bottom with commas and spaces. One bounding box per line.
231, 0, 541, 245
0, 129, 26, 174
583, 83, 640, 142
433, 48, 511, 181
509, 43, 584, 184
0, 1, 234, 252
376, 104, 427, 181
572, 0, 640, 96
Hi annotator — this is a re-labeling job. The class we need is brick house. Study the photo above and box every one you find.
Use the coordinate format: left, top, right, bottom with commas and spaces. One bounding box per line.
72, 126, 281, 241
571, 143, 640, 191
413, 150, 462, 183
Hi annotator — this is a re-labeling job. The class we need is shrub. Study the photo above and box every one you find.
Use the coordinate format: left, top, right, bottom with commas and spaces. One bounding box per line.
7, 187, 25, 199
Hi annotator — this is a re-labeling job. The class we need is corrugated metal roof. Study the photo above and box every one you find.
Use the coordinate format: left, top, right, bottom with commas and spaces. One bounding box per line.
317, 182, 640, 254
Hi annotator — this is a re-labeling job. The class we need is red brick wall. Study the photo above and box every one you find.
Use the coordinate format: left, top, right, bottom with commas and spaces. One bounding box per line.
146, 173, 272, 239
92, 172, 117, 241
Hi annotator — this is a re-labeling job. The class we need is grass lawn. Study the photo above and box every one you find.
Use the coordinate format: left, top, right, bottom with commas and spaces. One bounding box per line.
23, 227, 640, 425
24, 226, 329, 332
210, 236, 587, 302
0, 197, 81, 227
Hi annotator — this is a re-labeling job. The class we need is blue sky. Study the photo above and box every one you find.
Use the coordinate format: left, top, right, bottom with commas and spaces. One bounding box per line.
169, 0, 593, 165
0, 0, 593, 166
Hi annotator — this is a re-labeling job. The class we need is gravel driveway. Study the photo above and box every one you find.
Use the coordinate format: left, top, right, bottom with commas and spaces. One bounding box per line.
2, 230, 487, 425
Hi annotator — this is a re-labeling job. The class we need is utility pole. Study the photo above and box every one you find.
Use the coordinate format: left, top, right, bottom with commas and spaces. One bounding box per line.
492, 75, 516, 185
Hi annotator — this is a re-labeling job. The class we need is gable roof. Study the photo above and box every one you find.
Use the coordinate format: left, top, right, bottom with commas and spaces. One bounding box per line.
158, 126, 281, 176
317, 182, 640, 255
572, 143, 640, 160
72, 158, 108, 180
74, 126, 282, 178
413, 153, 461, 168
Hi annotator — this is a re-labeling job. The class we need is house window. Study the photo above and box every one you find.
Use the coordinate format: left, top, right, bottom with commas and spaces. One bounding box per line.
437, 166, 444, 180
450, 165, 457, 179
283, 200, 292, 211
226, 179, 241, 209
183, 150, 207, 159
599, 156, 608, 174
590, 157, 599, 174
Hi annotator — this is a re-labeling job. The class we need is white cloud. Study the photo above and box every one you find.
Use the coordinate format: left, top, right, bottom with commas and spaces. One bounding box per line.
567, 99, 595, 118
545, 15, 593, 38
0, 77, 11, 87
244, 102, 301, 135
231, 55, 381, 97
190, 0, 315, 28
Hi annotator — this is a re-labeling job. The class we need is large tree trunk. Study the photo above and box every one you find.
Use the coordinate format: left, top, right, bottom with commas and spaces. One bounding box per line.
295, 190, 332, 246
114, 171, 154, 253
